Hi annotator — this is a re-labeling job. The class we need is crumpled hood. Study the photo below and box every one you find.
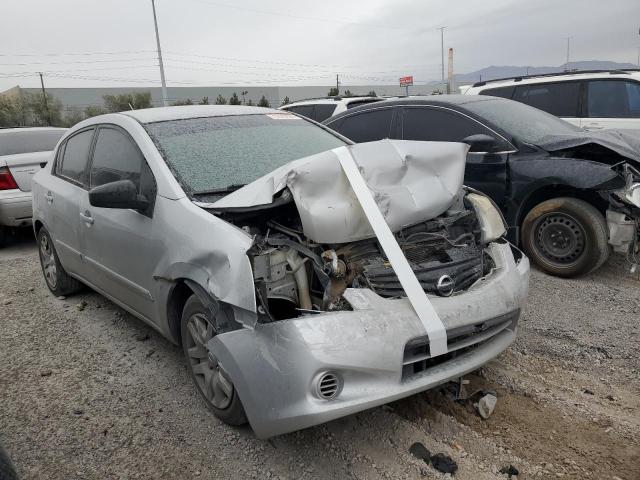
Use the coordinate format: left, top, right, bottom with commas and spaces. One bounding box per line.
536, 129, 640, 165
207, 139, 469, 243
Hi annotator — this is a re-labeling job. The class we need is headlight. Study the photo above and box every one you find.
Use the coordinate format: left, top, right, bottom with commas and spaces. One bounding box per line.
466, 192, 506, 243
623, 182, 640, 208
617, 164, 640, 208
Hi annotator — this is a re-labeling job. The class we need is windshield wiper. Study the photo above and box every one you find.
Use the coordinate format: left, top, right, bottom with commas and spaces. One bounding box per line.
194, 183, 246, 196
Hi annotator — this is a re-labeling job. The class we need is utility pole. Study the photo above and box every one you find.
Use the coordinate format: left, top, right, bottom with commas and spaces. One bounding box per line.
151, 0, 168, 107
336, 74, 340, 95
38, 72, 51, 126
439, 27, 446, 93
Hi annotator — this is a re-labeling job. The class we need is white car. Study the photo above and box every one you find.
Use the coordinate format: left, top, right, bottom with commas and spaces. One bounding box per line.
463, 69, 640, 131
0, 127, 67, 245
280, 96, 384, 122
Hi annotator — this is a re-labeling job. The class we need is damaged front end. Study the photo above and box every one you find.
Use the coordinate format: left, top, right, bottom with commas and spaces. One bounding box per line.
199, 140, 529, 438
608, 163, 640, 265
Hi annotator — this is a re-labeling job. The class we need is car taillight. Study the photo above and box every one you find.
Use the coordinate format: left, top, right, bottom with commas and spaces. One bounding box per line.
0, 167, 19, 190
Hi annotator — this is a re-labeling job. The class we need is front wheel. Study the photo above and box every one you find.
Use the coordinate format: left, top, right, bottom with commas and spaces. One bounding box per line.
521, 197, 609, 277
181, 294, 247, 426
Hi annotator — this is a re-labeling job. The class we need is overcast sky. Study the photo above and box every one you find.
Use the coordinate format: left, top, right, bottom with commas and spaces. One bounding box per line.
1, 0, 638, 90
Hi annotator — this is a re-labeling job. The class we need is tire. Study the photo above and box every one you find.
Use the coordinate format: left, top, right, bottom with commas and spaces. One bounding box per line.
0, 444, 17, 480
180, 294, 247, 426
0, 227, 9, 248
521, 197, 610, 277
36, 227, 82, 296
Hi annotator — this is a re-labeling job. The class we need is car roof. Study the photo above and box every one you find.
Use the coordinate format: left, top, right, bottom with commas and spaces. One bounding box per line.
324, 94, 495, 122
284, 96, 380, 107
467, 69, 640, 90
121, 105, 278, 123
0, 127, 67, 134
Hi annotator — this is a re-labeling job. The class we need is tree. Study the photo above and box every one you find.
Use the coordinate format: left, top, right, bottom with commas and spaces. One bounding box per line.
171, 99, 193, 106
280, 96, 290, 106
199, 96, 209, 105
24, 92, 63, 126
84, 105, 107, 118
241, 90, 248, 105
228, 92, 241, 105
246, 99, 254, 106
343, 89, 353, 97
328, 87, 339, 96
367, 90, 377, 96
257, 95, 270, 108
215, 94, 227, 105
103, 91, 152, 112
0, 94, 27, 127
63, 108, 86, 127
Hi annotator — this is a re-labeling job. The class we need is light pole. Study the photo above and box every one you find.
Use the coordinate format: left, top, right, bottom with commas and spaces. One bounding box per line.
151, 0, 168, 107
565, 36, 572, 67
439, 27, 446, 92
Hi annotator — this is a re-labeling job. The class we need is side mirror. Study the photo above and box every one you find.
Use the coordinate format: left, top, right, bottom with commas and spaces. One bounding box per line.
462, 134, 499, 153
89, 179, 149, 210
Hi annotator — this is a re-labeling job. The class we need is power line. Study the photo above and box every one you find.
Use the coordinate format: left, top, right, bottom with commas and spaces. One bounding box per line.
0, 50, 156, 57
0, 57, 156, 66
181, 0, 406, 30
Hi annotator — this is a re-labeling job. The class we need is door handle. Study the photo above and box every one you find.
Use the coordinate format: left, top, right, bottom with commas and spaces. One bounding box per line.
80, 211, 94, 225
45, 191, 53, 204
585, 123, 603, 130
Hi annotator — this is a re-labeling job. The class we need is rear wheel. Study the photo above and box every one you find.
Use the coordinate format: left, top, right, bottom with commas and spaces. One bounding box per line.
0, 227, 9, 248
521, 197, 609, 277
37, 227, 82, 296
181, 294, 247, 425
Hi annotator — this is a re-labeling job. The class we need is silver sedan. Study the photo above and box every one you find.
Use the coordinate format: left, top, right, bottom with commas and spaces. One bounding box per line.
32, 106, 529, 438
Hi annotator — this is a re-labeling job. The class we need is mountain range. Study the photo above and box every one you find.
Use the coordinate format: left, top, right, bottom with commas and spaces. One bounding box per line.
452, 60, 638, 86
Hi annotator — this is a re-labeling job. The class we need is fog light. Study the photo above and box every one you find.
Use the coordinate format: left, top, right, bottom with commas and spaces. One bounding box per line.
316, 372, 341, 400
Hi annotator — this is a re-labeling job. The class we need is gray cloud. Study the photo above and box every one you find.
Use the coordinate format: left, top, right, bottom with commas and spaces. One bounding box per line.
1, 0, 638, 91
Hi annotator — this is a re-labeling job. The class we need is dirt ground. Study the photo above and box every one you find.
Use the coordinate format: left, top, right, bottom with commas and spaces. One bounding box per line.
1, 232, 639, 480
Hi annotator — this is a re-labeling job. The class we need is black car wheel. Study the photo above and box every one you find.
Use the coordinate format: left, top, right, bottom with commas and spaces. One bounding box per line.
180, 294, 247, 426
0, 443, 17, 480
37, 227, 82, 296
522, 197, 609, 277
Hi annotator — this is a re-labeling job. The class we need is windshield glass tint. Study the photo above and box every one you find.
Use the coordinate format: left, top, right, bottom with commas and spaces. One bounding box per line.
462, 97, 582, 144
144, 114, 346, 194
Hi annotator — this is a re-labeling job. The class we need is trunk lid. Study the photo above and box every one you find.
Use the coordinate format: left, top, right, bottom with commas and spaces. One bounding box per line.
0, 151, 53, 191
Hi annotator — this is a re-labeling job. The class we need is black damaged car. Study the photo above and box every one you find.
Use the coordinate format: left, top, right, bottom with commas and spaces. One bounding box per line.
323, 95, 640, 277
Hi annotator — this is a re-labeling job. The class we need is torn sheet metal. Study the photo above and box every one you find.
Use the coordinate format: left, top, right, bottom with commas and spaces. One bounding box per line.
336, 146, 448, 357
536, 129, 640, 166
209, 139, 469, 243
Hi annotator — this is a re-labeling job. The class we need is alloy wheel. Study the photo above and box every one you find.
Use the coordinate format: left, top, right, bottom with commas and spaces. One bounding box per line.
39, 233, 58, 289
185, 313, 233, 410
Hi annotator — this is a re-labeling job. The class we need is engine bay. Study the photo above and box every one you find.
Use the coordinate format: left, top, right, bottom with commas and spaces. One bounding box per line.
211, 188, 494, 322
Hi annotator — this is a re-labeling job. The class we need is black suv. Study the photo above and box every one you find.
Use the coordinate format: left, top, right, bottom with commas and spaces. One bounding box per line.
323, 95, 640, 277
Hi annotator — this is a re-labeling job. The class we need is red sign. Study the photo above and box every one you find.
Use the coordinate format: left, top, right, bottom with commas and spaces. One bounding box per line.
399, 76, 413, 87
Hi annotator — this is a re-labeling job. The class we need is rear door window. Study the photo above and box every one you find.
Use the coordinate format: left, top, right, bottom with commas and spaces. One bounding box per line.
286, 105, 315, 119
479, 86, 515, 99
401, 106, 506, 147
587, 80, 640, 118
56, 129, 94, 186
313, 104, 337, 122
513, 81, 580, 117
334, 108, 393, 143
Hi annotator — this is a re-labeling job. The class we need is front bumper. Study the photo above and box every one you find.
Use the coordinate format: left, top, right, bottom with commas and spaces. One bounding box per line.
0, 189, 32, 227
209, 242, 530, 438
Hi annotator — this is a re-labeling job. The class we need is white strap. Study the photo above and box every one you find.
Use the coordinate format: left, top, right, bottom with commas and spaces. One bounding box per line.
336, 146, 448, 357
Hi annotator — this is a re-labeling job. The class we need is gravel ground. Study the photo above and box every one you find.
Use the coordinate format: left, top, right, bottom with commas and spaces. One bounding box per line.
1, 233, 638, 480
